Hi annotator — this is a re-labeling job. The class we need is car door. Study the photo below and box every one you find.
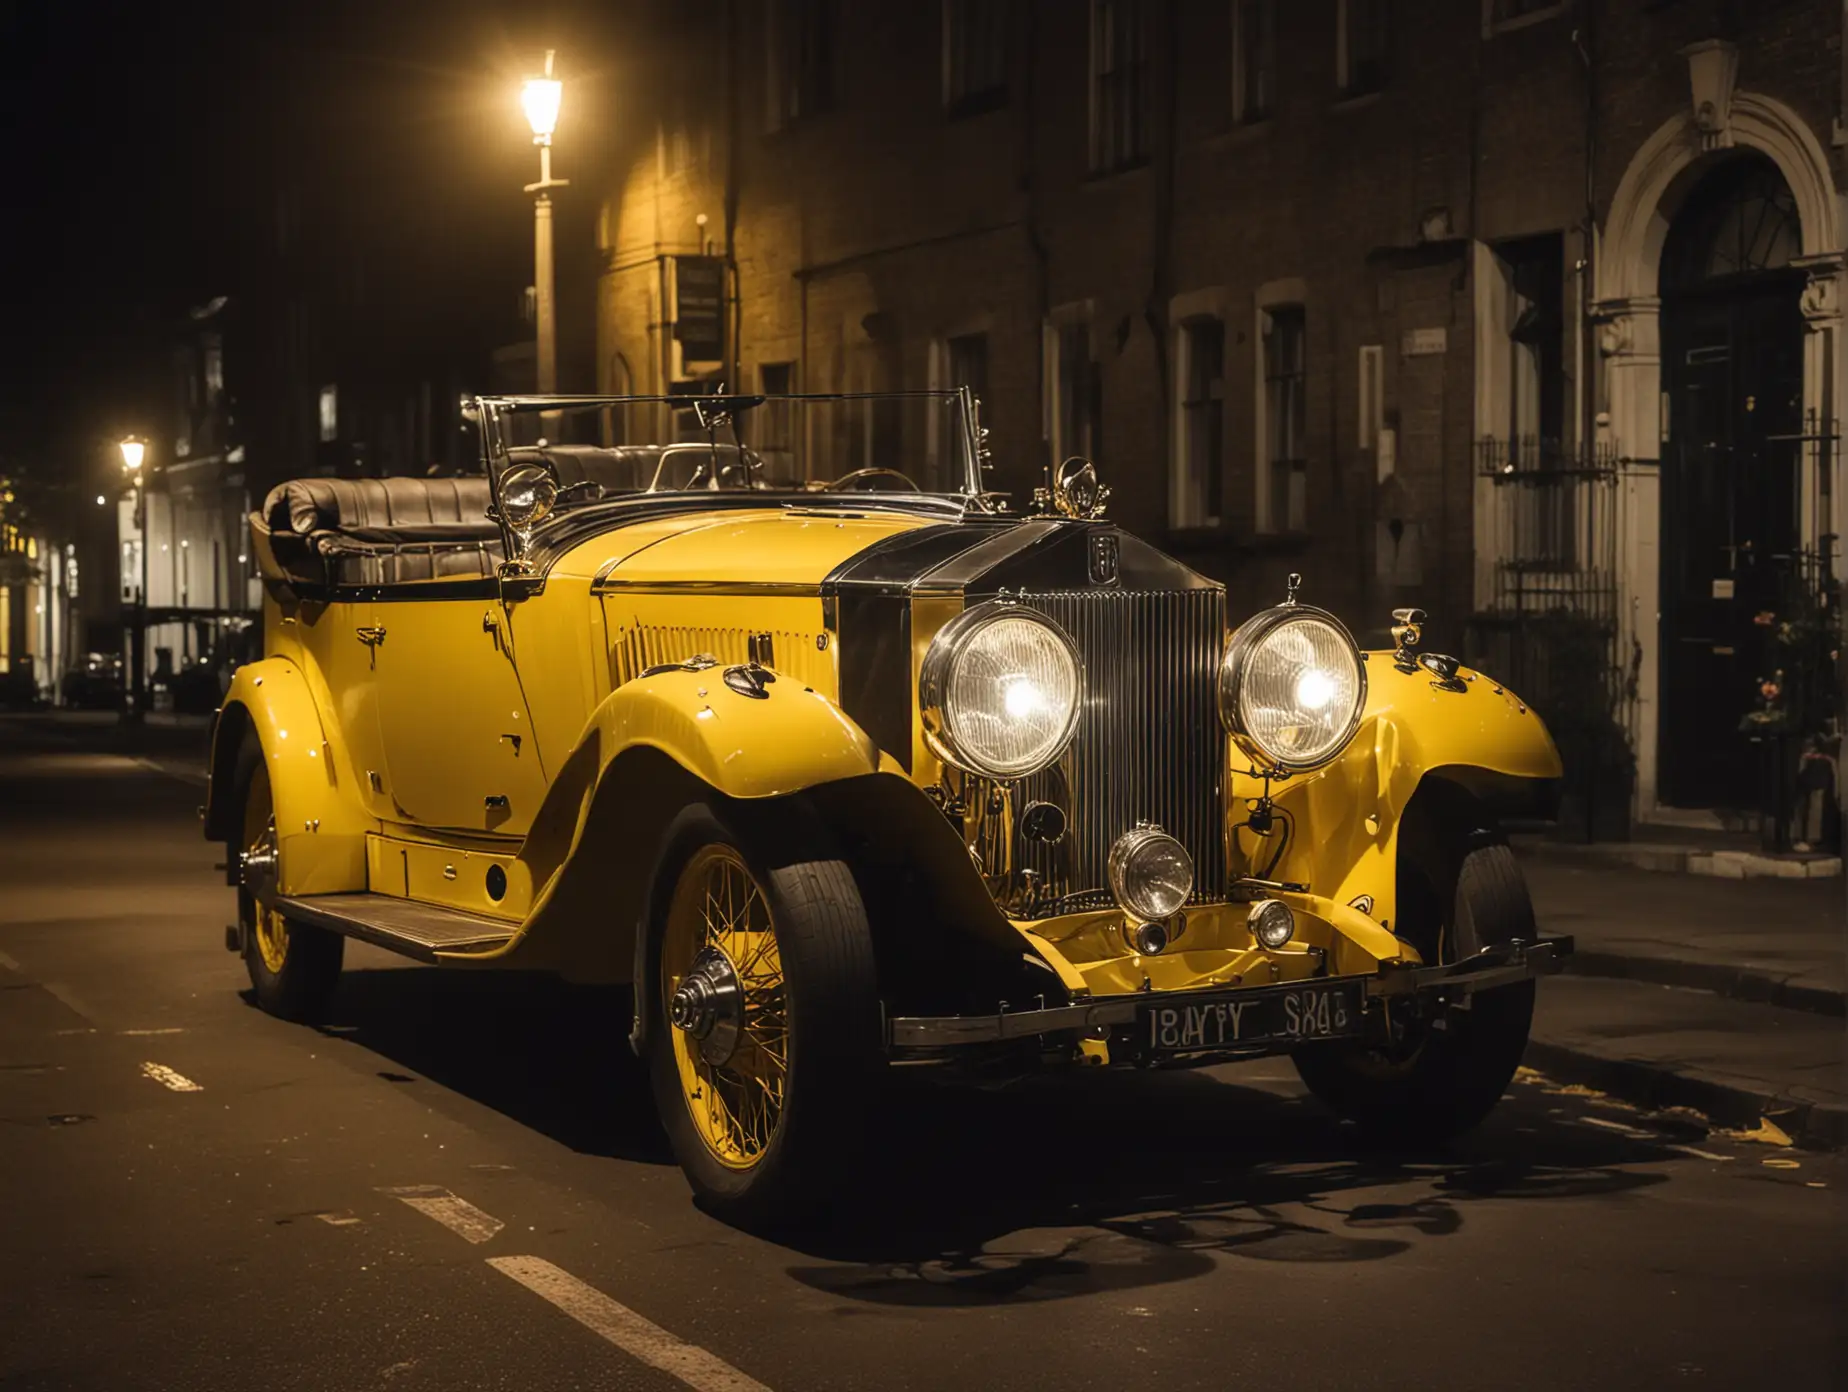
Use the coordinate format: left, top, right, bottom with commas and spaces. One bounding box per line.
371, 589, 550, 836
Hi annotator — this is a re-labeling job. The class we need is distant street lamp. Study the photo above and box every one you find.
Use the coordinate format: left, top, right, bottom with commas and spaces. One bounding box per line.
522, 51, 568, 397
118, 436, 149, 724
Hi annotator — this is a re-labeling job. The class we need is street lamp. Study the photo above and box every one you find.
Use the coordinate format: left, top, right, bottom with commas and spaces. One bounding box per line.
522, 51, 568, 397
118, 436, 149, 724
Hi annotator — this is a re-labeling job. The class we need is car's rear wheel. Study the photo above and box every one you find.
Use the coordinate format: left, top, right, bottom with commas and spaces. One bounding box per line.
646, 809, 879, 1230
1292, 801, 1535, 1143
235, 740, 343, 1022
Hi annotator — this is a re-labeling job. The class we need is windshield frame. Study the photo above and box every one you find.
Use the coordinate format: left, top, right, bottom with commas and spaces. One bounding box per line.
473, 388, 989, 524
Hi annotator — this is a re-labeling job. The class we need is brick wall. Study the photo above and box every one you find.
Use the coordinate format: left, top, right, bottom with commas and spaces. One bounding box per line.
591, 0, 1841, 642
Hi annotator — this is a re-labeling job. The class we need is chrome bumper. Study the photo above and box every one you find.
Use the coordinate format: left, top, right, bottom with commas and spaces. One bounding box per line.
886, 935, 1573, 1050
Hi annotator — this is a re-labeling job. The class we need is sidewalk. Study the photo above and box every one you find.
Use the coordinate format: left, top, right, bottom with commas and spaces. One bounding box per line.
1521, 854, 1847, 1147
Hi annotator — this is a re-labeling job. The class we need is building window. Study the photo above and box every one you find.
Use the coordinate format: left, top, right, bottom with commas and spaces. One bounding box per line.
1337, 0, 1388, 95
1046, 317, 1100, 464
1261, 306, 1306, 533
943, 0, 1008, 114
1089, 0, 1147, 173
767, 0, 834, 130
1174, 318, 1225, 528
1232, 0, 1274, 125
1482, 0, 1564, 36
318, 384, 338, 443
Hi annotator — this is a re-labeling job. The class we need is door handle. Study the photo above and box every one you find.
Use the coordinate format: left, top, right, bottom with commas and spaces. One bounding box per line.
356, 626, 387, 647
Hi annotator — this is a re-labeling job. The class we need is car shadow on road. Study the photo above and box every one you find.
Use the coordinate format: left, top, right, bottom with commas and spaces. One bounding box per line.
288, 965, 1688, 1308
288, 966, 670, 1165
777, 1067, 1682, 1306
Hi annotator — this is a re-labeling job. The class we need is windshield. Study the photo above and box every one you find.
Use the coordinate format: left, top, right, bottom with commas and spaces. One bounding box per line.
476, 390, 986, 501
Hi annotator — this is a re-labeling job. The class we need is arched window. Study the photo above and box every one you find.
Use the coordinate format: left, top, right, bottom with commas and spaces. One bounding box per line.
1662, 155, 1802, 292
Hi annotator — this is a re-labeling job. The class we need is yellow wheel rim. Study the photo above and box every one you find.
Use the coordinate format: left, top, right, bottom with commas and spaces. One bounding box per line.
252, 898, 289, 975
241, 769, 289, 975
662, 845, 788, 1170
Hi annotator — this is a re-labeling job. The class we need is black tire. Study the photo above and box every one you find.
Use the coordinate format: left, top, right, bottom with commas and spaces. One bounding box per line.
644, 805, 880, 1231
232, 736, 343, 1023
1292, 810, 1536, 1143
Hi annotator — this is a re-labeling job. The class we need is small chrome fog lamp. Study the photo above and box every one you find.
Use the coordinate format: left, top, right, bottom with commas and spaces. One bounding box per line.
1129, 920, 1170, 955
1248, 898, 1295, 950
1108, 826, 1194, 923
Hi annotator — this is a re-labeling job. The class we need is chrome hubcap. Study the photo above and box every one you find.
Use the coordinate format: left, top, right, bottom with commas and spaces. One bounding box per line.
241, 816, 279, 906
669, 946, 744, 1066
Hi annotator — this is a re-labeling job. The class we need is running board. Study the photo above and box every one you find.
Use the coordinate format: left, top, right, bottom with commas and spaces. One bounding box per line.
275, 893, 516, 963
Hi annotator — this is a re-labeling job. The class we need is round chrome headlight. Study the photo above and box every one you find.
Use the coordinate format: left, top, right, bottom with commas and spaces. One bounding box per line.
1218, 605, 1367, 773
919, 602, 1082, 780
1108, 827, 1195, 923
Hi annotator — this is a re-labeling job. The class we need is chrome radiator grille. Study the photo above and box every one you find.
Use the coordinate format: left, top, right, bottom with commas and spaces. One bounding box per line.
1014, 588, 1228, 911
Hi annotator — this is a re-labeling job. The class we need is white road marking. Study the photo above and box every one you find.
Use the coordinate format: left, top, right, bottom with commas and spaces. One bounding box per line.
1667, 1144, 1736, 1162
0, 950, 21, 972
317, 1212, 363, 1227
140, 1061, 202, 1092
1577, 1115, 1658, 1140
379, 1186, 504, 1245
487, 1255, 772, 1392
120, 1028, 185, 1036
42, 981, 98, 1025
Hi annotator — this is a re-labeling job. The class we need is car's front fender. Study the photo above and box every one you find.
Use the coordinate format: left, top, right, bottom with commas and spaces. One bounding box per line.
1249, 656, 1563, 933
204, 657, 374, 895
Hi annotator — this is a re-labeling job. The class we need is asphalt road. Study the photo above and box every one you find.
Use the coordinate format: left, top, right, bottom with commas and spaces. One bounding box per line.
1, 717, 1843, 1392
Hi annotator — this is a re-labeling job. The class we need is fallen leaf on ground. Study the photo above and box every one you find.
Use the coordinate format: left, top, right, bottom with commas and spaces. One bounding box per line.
1717, 1117, 1794, 1147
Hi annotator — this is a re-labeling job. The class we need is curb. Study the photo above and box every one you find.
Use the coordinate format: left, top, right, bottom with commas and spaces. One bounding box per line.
1519, 839, 1842, 879
1564, 951, 1847, 1018
1523, 1037, 1848, 1151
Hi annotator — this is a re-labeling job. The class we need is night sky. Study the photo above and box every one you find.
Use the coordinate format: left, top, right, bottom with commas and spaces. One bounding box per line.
0, 0, 628, 493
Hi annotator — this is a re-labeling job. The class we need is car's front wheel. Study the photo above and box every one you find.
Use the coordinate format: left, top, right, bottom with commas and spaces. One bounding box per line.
1292, 802, 1536, 1143
234, 739, 343, 1022
646, 809, 880, 1230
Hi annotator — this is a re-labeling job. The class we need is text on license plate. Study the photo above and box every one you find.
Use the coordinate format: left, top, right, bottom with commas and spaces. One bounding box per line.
1143, 982, 1362, 1052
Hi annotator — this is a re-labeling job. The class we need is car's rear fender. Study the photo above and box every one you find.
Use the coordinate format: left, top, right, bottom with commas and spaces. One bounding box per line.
1251, 657, 1563, 935
203, 657, 373, 895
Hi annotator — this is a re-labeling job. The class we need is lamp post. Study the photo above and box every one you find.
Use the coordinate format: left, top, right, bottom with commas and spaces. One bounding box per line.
522, 52, 568, 396
118, 436, 147, 724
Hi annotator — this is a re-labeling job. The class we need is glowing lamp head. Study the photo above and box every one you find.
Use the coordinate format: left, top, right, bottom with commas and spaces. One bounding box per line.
1295, 669, 1336, 711
522, 75, 562, 141
118, 438, 145, 473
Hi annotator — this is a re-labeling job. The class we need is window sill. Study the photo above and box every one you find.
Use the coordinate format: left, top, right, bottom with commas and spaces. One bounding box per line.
944, 89, 1009, 121
1484, 5, 1566, 38
1083, 158, 1151, 188
1203, 119, 1271, 150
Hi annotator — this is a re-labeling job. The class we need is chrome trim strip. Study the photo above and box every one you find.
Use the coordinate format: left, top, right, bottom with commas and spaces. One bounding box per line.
591, 578, 825, 597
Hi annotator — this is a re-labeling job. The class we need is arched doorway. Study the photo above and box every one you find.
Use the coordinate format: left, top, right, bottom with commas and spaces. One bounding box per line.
1657, 153, 1805, 807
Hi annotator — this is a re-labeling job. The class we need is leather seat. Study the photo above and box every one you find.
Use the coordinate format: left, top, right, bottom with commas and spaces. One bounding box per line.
252, 478, 503, 588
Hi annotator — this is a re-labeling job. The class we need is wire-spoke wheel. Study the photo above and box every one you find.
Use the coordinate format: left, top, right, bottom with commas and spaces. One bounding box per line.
662, 845, 791, 1169
234, 737, 343, 1023
647, 809, 879, 1230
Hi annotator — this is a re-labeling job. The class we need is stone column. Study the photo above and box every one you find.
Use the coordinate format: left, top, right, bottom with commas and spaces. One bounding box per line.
1594, 296, 1663, 820
1796, 255, 1843, 556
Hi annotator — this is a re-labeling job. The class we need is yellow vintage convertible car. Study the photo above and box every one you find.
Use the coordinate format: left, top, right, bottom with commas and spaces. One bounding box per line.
205, 390, 1570, 1225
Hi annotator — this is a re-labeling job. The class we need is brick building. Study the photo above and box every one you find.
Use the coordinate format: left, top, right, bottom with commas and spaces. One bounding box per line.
587, 0, 1845, 823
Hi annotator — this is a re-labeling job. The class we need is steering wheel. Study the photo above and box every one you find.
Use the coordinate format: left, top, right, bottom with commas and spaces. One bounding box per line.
824, 467, 919, 493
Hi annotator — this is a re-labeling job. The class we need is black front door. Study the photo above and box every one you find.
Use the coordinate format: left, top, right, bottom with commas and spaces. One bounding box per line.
1658, 277, 1804, 807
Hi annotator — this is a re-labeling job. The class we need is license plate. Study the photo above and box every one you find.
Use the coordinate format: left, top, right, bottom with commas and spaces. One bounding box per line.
1140, 979, 1364, 1054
